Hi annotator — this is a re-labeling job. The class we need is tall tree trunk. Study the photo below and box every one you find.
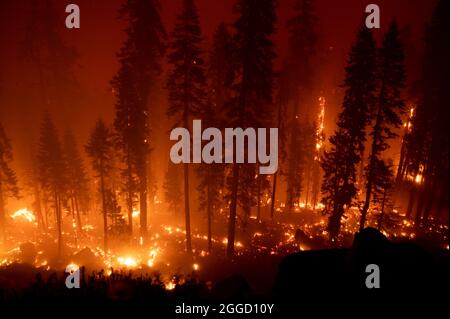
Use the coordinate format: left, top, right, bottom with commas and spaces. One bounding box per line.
126, 150, 133, 235
405, 186, 415, 218
257, 175, 261, 222
305, 168, 310, 207
358, 151, 365, 190
100, 172, 108, 251
55, 191, 62, 258
207, 171, 212, 253
139, 164, 148, 243
395, 131, 407, 185
74, 196, 82, 233
183, 162, 192, 253
227, 163, 239, 257
34, 184, 46, 231
414, 188, 426, 226
360, 98, 383, 230
70, 195, 78, 247
270, 171, 278, 220
377, 187, 387, 230
422, 180, 436, 222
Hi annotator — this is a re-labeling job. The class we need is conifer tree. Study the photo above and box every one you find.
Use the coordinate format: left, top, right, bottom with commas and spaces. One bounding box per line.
406, 0, 449, 224
63, 129, 90, 233
166, 0, 206, 253
360, 21, 406, 230
112, 0, 166, 239
321, 26, 377, 242
226, 0, 277, 256
0, 123, 20, 240
38, 113, 67, 256
86, 119, 114, 250
284, 0, 318, 213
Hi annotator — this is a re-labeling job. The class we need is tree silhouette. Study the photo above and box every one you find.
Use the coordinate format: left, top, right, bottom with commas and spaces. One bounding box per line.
193, 23, 233, 251
270, 63, 290, 219
37, 113, 67, 256
166, 0, 206, 253
321, 26, 377, 242
283, 0, 318, 214
112, 0, 166, 240
86, 119, 114, 250
226, 0, 277, 256
406, 0, 449, 225
360, 20, 406, 230
63, 129, 90, 234
0, 122, 20, 240
285, 115, 305, 213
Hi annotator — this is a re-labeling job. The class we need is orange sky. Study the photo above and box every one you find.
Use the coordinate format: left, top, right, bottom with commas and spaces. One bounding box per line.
0, 0, 438, 193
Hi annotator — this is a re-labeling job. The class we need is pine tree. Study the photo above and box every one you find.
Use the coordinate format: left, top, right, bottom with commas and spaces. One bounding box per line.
194, 23, 232, 251
37, 113, 67, 256
166, 0, 206, 253
321, 26, 377, 242
63, 129, 90, 233
406, 0, 449, 225
302, 121, 317, 207
85, 119, 114, 250
226, 0, 277, 256
112, 0, 166, 240
24, 150, 46, 231
270, 63, 290, 219
0, 122, 20, 240
284, 0, 318, 213
360, 20, 406, 230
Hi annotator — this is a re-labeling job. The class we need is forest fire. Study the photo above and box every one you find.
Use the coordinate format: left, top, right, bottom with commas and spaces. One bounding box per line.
0, 0, 448, 314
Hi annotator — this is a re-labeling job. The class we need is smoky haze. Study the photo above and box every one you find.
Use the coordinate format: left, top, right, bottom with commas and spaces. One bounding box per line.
0, 0, 437, 211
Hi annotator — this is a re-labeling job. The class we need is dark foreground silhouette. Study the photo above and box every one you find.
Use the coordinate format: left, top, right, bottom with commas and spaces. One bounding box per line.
1, 228, 448, 316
